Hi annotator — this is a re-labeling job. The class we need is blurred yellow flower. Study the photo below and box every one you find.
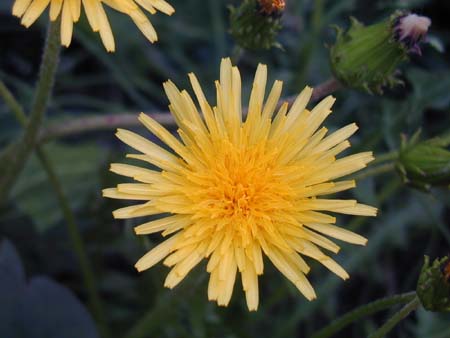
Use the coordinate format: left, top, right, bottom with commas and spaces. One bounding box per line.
12, 0, 174, 52
103, 58, 377, 310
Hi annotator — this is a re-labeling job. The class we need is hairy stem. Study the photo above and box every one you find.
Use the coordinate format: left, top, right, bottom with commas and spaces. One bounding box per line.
371, 150, 398, 165
368, 296, 421, 338
351, 162, 396, 181
36, 149, 110, 338
0, 20, 60, 204
39, 77, 342, 142
0, 77, 109, 338
310, 292, 417, 338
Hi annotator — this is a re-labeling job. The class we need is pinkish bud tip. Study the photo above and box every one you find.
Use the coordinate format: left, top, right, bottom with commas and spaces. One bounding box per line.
394, 13, 431, 54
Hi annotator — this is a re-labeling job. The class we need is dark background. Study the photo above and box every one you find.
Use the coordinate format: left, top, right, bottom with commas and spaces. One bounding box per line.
1, 0, 450, 337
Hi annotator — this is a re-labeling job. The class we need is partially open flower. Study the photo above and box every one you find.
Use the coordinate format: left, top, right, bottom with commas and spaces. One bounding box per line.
393, 14, 432, 55
330, 11, 431, 94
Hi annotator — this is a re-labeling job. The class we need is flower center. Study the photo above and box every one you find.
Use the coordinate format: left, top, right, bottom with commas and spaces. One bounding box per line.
189, 140, 292, 224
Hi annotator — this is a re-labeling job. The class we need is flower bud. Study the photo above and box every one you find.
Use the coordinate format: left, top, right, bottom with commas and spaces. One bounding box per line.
397, 133, 450, 191
417, 256, 450, 312
229, 0, 285, 50
330, 12, 431, 94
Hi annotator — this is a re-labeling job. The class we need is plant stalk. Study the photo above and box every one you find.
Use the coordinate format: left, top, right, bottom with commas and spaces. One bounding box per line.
368, 296, 421, 338
351, 162, 396, 181
0, 74, 109, 338
310, 291, 417, 338
0, 20, 60, 204
39, 77, 342, 142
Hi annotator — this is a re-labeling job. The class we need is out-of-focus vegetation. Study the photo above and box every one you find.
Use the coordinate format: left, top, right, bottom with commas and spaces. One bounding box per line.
1, 0, 450, 337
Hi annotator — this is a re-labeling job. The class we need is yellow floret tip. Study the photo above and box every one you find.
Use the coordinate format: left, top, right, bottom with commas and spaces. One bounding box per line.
12, 0, 174, 51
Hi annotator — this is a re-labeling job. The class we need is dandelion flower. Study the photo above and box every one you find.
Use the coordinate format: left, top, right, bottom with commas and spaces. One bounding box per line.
103, 58, 377, 310
12, 0, 174, 52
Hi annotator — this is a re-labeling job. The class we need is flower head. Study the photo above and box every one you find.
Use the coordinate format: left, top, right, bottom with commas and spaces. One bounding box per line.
12, 0, 174, 52
104, 58, 377, 310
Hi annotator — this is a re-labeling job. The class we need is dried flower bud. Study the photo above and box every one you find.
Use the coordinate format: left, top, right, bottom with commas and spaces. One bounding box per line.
397, 132, 450, 191
330, 11, 431, 94
417, 256, 450, 312
229, 0, 284, 50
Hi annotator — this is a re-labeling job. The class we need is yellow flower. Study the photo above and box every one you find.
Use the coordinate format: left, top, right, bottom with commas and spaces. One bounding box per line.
103, 58, 377, 310
12, 0, 174, 52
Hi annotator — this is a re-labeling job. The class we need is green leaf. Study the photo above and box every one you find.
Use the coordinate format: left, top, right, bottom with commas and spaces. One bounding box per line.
12, 142, 104, 232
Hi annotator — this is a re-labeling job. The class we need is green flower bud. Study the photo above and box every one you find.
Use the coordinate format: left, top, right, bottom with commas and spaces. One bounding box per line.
397, 132, 450, 191
417, 256, 450, 312
229, 0, 285, 50
330, 12, 431, 94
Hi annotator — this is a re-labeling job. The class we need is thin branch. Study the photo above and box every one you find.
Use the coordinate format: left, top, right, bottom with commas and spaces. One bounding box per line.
39, 77, 342, 142
310, 291, 417, 338
368, 296, 421, 338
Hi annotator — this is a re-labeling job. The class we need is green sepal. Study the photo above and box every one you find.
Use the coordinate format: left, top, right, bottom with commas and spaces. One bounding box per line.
330, 12, 409, 94
417, 256, 450, 312
397, 132, 450, 191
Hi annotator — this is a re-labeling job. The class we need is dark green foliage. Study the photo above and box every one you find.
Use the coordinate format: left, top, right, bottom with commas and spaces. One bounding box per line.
1, 0, 450, 337
0, 240, 99, 338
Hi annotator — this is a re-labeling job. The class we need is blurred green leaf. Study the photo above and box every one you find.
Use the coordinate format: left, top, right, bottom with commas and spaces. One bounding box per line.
12, 142, 104, 232
414, 308, 450, 338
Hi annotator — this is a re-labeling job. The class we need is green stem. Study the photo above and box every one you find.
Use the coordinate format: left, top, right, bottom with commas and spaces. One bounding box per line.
368, 296, 421, 338
0, 19, 60, 204
36, 149, 110, 338
351, 162, 396, 181
0, 81, 27, 124
372, 150, 398, 165
310, 292, 417, 338
0, 80, 109, 338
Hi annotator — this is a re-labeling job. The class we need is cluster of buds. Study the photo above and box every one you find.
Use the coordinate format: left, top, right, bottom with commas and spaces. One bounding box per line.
229, 0, 285, 50
330, 11, 431, 94
397, 131, 450, 191
417, 256, 450, 312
